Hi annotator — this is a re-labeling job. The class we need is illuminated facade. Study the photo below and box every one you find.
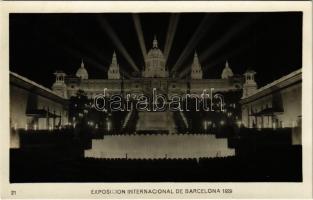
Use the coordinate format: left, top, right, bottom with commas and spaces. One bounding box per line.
52, 37, 247, 99
240, 69, 302, 129
10, 72, 69, 148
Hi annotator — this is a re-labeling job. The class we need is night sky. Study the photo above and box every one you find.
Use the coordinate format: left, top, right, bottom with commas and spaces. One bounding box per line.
10, 12, 302, 88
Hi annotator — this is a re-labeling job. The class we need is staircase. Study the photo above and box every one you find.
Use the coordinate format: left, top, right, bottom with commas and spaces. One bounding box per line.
84, 134, 235, 159
136, 111, 176, 133
122, 109, 133, 129
121, 108, 138, 133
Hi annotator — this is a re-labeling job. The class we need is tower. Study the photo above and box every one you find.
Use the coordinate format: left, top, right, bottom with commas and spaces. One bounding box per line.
52, 71, 68, 98
191, 52, 203, 79
242, 69, 257, 98
221, 60, 234, 79
108, 51, 121, 79
76, 59, 89, 79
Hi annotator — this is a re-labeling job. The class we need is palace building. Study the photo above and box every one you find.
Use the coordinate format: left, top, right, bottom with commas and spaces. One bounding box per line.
52, 37, 247, 99
49, 36, 253, 159
10, 37, 262, 158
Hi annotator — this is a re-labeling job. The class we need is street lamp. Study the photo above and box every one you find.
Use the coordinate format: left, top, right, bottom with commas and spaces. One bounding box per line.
107, 120, 111, 132
220, 120, 225, 126
203, 120, 207, 131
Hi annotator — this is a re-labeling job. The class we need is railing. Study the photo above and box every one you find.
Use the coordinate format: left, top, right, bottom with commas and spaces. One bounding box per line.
121, 109, 138, 133
179, 111, 189, 129
122, 109, 133, 129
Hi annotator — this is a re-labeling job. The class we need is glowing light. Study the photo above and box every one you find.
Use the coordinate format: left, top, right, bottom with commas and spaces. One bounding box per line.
178, 29, 252, 79
236, 120, 242, 127
199, 44, 250, 78
200, 16, 257, 62
98, 16, 140, 72
34, 124, 37, 130
59, 30, 118, 76
132, 14, 147, 61
273, 122, 276, 129
220, 120, 225, 126
25, 124, 28, 131
47, 29, 135, 79
171, 15, 213, 74
164, 14, 180, 63
107, 120, 111, 131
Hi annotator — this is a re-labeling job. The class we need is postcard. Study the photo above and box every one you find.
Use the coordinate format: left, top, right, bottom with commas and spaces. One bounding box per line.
0, 1, 312, 199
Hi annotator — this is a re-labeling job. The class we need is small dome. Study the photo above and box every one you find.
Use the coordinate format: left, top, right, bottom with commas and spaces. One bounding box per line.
244, 69, 256, 75
76, 60, 88, 79
221, 61, 234, 79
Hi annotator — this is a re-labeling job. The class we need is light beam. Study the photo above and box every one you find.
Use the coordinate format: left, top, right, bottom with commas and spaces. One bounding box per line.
170, 15, 214, 74
62, 46, 132, 79
98, 16, 140, 72
178, 16, 258, 78
164, 14, 180, 63
178, 43, 250, 78
132, 14, 147, 61
34, 26, 133, 79
199, 16, 258, 62
62, 29, 113, 67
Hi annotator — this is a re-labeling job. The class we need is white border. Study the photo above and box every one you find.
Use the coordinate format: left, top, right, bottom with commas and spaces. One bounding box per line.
0, 1, 312, 199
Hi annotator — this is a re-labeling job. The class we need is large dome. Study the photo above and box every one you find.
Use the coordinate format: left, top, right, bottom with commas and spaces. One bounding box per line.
76, 60, 89, 79
145, 37, 165, 67
147, 48, 165, 59
143, 36, 168, 78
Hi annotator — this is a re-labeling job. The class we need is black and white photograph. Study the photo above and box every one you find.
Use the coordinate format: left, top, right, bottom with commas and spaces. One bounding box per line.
1, 1, 312, 199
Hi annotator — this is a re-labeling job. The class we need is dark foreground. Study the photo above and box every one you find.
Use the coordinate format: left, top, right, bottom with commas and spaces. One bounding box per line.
10, 145, 302, 182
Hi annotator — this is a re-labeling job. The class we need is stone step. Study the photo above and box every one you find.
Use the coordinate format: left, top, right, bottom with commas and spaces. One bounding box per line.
85, 134, 235, 159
